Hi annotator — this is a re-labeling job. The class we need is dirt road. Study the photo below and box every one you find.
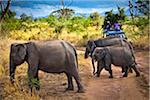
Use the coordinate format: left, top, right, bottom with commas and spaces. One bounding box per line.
84, 50, 149, 100
85, 67, 148, 100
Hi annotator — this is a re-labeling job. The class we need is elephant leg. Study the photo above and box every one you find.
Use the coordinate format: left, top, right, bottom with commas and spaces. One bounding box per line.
131, 65, 140, 77
28, 65, 38, 93
28, 68, 33, 93
108, 65, 113, 78
122, 67, 133, 74
128, 68, 133, 73
123, 67, 128, 77
35, 71, 40, 90
96, 62, 103, 77
121, 67, 125, 73
72, 69, 84, 93
96, 67, 103, 77
65, 73, 74, 91
95, 63, 99, 75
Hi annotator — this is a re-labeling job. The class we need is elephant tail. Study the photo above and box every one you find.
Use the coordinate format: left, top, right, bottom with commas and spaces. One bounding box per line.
62, 41, 78, 69
73, 47, 78, 69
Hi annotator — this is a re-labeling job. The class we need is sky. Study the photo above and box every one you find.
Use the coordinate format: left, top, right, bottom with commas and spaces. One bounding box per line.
9, 0, 132, 18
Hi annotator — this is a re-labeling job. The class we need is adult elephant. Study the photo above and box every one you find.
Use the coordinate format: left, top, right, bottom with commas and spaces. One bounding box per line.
92, 47, 140, 78
9, 40, 84, 93
84, 37, 135, 75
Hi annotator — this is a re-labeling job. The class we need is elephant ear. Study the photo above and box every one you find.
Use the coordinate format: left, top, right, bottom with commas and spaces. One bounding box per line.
101, 48, 106, 59
17, 44, 27, 60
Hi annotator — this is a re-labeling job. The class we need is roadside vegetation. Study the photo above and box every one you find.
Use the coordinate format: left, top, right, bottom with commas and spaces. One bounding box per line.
1, 11, 149, 47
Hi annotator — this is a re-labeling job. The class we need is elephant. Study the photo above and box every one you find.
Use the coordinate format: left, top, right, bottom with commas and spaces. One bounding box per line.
84, 36, 135, 75
9, 40, 84, 93
92, 47, 140, 78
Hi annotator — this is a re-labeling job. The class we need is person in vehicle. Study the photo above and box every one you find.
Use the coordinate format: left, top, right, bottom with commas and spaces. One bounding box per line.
104, 21, 111, 33
114, 22, 121, 31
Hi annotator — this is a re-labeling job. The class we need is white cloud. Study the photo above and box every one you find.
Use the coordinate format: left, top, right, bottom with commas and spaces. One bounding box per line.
70, 6, 118, 14
11, 4, 128, 18
11, 4, 59, 18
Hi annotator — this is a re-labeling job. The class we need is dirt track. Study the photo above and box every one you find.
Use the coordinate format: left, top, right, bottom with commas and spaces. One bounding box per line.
85, 66, 148, 100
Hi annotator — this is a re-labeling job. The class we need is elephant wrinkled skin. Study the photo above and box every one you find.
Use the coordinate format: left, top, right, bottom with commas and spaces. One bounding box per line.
92, 47, 140, 78
9, 40, 84, 93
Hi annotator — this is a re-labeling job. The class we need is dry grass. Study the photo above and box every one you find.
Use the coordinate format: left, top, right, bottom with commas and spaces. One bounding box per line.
122, 25, 149, 50
8, 25, 102, 46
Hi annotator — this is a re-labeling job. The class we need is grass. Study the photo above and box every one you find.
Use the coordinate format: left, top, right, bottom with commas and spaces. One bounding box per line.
7, 21, 149, 48
122, 25, 149, 50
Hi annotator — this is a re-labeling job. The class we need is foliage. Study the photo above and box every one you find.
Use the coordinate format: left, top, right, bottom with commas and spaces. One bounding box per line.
127, 0, 149, 30
89, 12, 101, 30
135, 0, 149, 16
52, 8, 75, 18
102, 7, 126, 29
0, 10, 22, 36
0, 0, 11, 22
20, 13, 33, 22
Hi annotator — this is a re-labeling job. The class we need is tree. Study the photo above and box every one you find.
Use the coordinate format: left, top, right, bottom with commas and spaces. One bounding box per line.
128, 0, 149, 30
20, 13, 33, 22
102, 7, 126, 29
52, 8, 74, 18
135, 0, 149, 17
89, 12, 101, 30
51, 0, 74, 18
0, 0, 11, 22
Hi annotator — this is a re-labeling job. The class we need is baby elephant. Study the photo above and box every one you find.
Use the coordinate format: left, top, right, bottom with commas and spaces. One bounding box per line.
92, 47, 140, 78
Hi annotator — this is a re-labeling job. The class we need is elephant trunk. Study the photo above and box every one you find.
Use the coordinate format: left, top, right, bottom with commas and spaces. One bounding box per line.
9, 58, 16, 84
92, 59, 95, 75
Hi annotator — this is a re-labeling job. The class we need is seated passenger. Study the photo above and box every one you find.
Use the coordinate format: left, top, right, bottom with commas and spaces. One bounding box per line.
104, 21, 111, 33
114, 22, 121, 31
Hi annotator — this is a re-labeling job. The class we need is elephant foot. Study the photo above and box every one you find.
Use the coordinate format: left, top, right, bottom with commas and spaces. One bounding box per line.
109, 76, 113, 78
136, 73, 140, 77
65, 87, 74, 91
10, 78, 15, 84
93, 72, 96, 75
123, 74, 128, 77
77, 88, 85, 93
96, 74, 100, 77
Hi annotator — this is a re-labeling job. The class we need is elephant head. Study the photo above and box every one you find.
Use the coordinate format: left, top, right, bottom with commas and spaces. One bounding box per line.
9, 43, 27, 83
84, 40, 96, 59
92, 47, 106, 61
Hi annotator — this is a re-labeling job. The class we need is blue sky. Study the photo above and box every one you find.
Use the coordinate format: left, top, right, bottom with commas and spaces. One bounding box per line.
9, 0, 132, 18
